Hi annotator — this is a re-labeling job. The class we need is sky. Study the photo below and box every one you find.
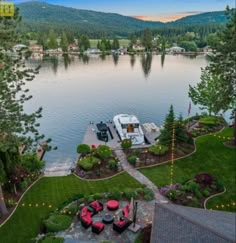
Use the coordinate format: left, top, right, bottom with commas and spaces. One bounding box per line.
13, 0, 236, 22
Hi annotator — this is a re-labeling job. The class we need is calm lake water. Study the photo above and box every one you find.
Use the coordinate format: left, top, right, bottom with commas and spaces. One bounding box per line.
25, 54, 208, 169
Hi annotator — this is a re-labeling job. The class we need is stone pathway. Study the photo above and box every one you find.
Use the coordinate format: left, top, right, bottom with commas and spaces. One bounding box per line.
114, 150, 168, 203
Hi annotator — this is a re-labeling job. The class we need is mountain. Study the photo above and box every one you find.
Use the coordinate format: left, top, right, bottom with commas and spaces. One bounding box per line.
17, 1, 228, 37
17, 1, 164, 37
168, 11, 227, 25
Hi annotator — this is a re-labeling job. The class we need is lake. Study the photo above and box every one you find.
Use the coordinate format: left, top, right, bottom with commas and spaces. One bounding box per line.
25, 54, 208, 169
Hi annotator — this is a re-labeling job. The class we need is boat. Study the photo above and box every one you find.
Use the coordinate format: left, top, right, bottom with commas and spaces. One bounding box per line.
113, 114, 144, 145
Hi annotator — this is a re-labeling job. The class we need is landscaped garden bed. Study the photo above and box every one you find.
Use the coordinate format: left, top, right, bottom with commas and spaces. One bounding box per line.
124, 143, 195, 168
159, 173, 224, 208
188, 115, 226, 138
75, 144, 122, 179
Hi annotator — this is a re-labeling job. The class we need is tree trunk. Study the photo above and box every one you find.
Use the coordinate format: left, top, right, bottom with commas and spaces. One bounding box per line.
0, 185, 8, 215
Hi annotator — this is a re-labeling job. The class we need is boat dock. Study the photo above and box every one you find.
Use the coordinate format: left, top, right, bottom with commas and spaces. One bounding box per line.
82, 121, 160, 149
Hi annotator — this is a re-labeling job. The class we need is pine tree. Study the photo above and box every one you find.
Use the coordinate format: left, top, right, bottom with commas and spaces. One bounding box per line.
0, 8, 46, 215
61, 32, 68, 52
159, 105, 175, 147
175, 114, 189, 144
48, 29, 58, 49
112, 37, 120, 50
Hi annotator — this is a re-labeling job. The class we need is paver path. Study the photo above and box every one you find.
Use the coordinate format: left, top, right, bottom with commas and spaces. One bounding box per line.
114, 149, 168, 203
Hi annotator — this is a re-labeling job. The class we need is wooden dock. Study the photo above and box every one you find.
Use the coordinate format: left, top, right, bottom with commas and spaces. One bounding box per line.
82, 123, 121, 149
82, 121, 160, 149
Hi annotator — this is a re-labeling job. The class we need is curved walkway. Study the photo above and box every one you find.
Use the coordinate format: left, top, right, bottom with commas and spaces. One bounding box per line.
114, 149, 168, 203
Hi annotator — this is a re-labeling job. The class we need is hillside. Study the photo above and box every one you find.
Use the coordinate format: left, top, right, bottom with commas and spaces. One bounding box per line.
168, 10, 227, 25
17, 1, 228, 37
17, 1, 164, 37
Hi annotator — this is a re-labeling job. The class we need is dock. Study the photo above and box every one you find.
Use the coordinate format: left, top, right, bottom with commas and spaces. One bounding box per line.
82, 121, 160, 149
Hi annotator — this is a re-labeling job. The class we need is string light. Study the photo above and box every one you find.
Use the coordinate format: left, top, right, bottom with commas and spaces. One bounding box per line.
170, 122, 175, 186
213, 202, 236, 210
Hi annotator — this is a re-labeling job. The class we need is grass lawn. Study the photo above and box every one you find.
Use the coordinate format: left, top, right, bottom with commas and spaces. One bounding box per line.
139, 128, 236, 212
89, 39, 130, 48
0, 172, 140, 243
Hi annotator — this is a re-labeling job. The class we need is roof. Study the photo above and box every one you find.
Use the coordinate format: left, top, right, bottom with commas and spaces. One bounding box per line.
151, 203, 236, 243
116, 114, 140, 124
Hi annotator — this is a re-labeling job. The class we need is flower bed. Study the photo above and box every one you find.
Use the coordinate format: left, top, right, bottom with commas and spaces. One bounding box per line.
75, 144, 122, 179
159, 173, 224, 208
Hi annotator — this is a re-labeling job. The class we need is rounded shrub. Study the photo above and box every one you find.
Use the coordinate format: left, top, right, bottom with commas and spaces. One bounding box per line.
121, 139, 132, 150
123, 188, 138, 200
43, 214, 72, 232
78, 156, 100, 171
109, 189, 122, 200
128, 155, 137, 165
76, 144, 90, 154
148, 144, 169, 156
97, 145, 112, 159
40, 235, 64, 243
108, 159, 118, 170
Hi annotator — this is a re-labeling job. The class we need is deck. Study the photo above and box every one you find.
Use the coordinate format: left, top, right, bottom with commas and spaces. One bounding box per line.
82, 122, 160, 149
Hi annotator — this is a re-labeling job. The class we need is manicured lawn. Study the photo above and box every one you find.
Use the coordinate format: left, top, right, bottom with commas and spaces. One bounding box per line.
0, 172, 140, 243
139, 128, 236, 212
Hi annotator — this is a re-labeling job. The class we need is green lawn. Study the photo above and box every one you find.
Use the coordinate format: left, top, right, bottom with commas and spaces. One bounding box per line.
89, 39, 130, 48
0, 172, 140, 243
139, 128, 236, 211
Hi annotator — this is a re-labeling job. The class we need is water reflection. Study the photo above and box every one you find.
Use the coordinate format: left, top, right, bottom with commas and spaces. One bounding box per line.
100, 53, 106, 61
49, 55, 59, 74
79, 54, 89, 64
161, 54, 165, 68
130, 54, 136, 68
112, 53, 119, 66
63, 54, 71, 70
141, 53, 152, 77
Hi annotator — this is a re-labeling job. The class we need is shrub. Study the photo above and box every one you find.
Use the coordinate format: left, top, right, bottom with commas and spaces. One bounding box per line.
202, 188, 210, 197
88, 196, 95, 203
121, 139, 132, 150
43, 214, 72, 232
128, 155, 137, 165
108, 159, 118, 170
144, 194, 153, 201
109, 189, 122, 200
199, 116, 220, 126
195, 190, 203, 199
143, 188, 154, 200
76, 144, 90, 154
21, 153, 45, 173
123, 188, 138, 200
97, 145, 112, 159
194, 173, 214, 188
93, 193, 103, 200
148, 144, 169, 156
136, 188, 144, 194
166, 189, 177, 201
40, 235, 64, 243
19, 177, 31, 191
61, 202, 79, 216
133, 149, 141, 156
185, 180, 200, 194
78, 156, 100, 171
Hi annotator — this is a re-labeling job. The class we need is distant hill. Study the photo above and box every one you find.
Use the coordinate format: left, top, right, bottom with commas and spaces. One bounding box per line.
17, 1, 164, 37
17, 1, 228, 37
168, 11, 227, 25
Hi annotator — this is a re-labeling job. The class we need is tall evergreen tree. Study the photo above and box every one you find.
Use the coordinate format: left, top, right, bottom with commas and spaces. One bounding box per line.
48, 29, 58, 49
61, 32, 68, 52
175, 114, 189, 144
159, 105, 175, 147
78, 35, 90, 51
141, 29, 153, 51
112, 37, 120, 50
0, 8, 45, 215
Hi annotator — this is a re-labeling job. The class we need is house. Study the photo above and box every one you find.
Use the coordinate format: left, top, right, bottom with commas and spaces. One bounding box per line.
151, 203, 236, 243
29, 44, 43, 53
132, 44, 145, 51
68, 43, 79, 52
166, 46, 185, 54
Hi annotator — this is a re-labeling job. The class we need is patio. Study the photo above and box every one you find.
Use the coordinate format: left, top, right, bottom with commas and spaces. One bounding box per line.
57, 200, 155, 243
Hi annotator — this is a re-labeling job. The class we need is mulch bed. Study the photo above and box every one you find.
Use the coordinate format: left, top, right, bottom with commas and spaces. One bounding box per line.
124, 143, 195, 168
75, 151, 123, 179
